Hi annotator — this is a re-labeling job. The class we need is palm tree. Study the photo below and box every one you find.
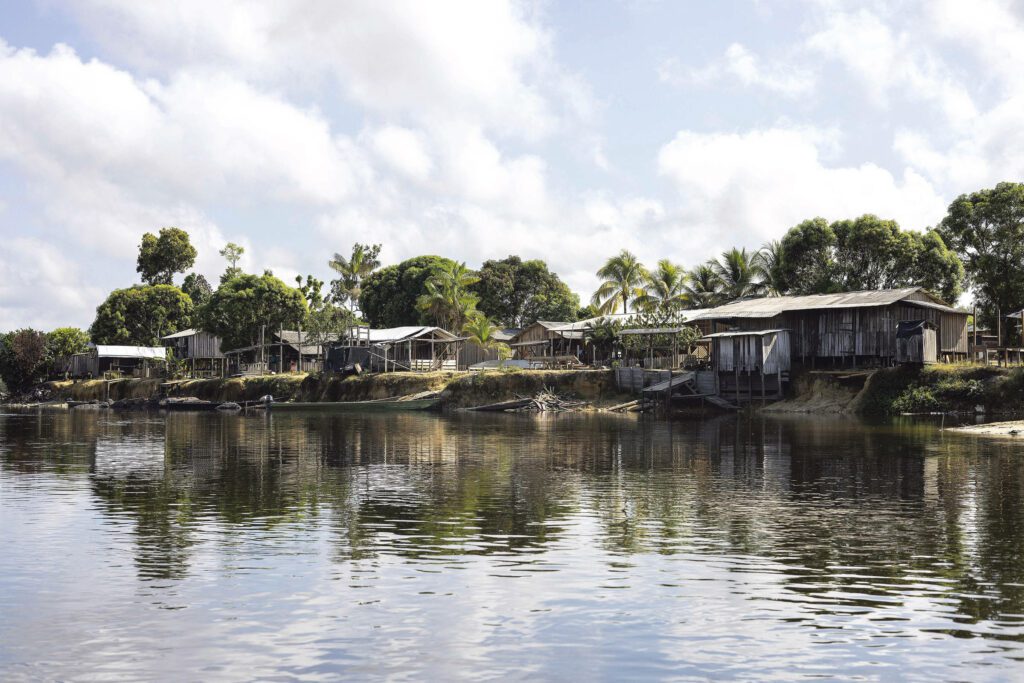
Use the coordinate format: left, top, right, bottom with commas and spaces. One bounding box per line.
586, 317, 622, 364
328, 243, 381, 311
591, 250, 649, 315
713, 247, 766, 301
684, 263, 724, 308
635, 259, 689, 313
463, 313, 498, 347
755, 240, 787, 296
417, 261, 480, 331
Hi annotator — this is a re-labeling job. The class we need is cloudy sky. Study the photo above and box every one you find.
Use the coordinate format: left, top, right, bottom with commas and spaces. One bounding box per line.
1, 0, 1022, 329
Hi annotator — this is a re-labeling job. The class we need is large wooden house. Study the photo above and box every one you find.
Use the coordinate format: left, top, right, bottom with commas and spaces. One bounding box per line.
697, 288, 969, 365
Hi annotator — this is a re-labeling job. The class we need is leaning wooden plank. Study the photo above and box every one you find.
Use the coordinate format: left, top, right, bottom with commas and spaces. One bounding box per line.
468, 398, 534, 412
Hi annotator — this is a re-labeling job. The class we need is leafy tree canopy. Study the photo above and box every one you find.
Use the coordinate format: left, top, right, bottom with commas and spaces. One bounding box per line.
777, 217, 837, 295
45, 327, 90, 373
182, 272, 213, 307
197, 272, 307, 351
472, 256, 579, 327
0, 329, 47, 391
358, 255, 457, 328
91, 285, 193, 346
136, 227, 197, 285
778, 214, 964, 302
938, 181, 1024, 316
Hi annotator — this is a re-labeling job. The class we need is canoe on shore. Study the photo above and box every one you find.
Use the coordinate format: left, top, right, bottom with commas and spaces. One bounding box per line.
270, 398, 439, 412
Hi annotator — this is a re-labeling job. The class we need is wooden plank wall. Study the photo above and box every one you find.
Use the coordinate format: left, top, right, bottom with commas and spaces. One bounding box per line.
729, 303, 967, 360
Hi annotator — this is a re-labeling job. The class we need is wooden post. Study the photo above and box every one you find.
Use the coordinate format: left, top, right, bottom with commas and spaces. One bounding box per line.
973, 305, 978, 362
297, 320, 303, 373
761, 370, 765, 406
734, 361, 740, 405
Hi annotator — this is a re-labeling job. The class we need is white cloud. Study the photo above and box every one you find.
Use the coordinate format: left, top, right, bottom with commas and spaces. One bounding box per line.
367, 126, 434, 184
67, 0, 582, 141
659, 44, 816, 97
806, 8, 978, 127
0, 238, 104, 330
657, 126, 949, 255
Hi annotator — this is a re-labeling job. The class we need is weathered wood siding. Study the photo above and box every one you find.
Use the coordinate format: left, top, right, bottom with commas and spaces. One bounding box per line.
458, 341, 501, 369
896, 328, 937, 364
714, 331, 791, 374
724, 303, 967, 360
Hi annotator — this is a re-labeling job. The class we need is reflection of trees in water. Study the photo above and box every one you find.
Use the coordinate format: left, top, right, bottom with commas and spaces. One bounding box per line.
5, 409, 1024, 624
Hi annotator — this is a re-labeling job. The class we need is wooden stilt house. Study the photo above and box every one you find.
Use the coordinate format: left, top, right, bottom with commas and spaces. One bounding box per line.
698, 288, 968, 366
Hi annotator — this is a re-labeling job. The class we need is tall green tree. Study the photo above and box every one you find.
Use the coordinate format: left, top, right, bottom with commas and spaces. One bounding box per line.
44, 327, 90, 375
471, 256, 579, 327
635, 259, 689, 313
684, 263, 723, 308
181, 272, 213, 307
136, 227, 197, 285
938, 182, 1024, 316
219, 242, 245, 283
198, 273, 308, 351
417, 261, 480, 331
0, 329, 47, 391
359, 255, 457, 328
591, 250, 648, 315
832, 215, 907, 291
904, 230, 965, 304
329, 243, 381, 311
295, 275, 326, 311
777, 217, 837, 295
90, 285, 193, 346
713, 247, 766, 301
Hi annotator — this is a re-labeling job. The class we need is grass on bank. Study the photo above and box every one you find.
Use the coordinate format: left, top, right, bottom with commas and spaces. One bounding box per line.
858, 364, 1024, 415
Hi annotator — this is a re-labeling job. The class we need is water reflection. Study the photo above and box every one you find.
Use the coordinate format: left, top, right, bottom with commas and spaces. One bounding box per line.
2, 408, 1024, 679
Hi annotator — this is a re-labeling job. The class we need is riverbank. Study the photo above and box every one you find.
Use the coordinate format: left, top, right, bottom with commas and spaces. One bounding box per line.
737, 364, 1024, 417
947, 420, 1024, 438
35, 368, 628, 411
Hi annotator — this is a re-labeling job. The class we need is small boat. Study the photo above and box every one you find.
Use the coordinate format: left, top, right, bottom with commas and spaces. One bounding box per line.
269, 397, 440, 412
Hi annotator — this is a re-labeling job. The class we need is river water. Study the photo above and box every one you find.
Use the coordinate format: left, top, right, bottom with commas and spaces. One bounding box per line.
1, 408, 1023, 681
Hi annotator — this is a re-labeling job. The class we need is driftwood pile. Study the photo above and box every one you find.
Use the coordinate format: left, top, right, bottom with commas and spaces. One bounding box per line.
604, 398, 657, 413
470, 388, 589, 413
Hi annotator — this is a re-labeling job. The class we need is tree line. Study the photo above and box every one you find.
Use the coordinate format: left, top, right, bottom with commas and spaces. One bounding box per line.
2, 181, 1023, 395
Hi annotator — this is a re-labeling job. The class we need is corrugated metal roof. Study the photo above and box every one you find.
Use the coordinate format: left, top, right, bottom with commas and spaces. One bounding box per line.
703, 329, 789, 338
161, 328, 197, 340
699, 288, 962, 318
547, 309, 714, 335
94, 345, 167, 359
618, 328, 689, 335
363, 326, 460, 343
493, 328, 520, 342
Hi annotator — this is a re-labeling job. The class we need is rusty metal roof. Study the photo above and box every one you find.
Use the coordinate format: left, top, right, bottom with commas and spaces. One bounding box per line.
696, 288, 963, 319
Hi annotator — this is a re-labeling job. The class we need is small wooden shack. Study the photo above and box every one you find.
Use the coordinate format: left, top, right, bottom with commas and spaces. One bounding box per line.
508, 321, 574, 360
223, 330, 332, 375
162, 329, 225, 378
68, 345, 167, 378
895, 320, 937, 364
329, 326, 463, 372
704, 329, 791, 403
